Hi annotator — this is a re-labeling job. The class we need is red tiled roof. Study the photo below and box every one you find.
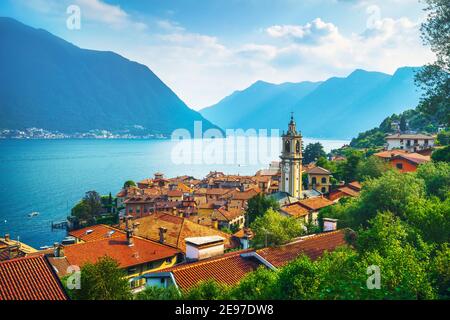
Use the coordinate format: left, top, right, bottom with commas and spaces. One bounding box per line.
0, 255, 67, 300
306, 166, 331, 175
167, 190, 183, 197
298, 197, 334, 211
214, 207, 244, 221
206, 188, 233, 196
257, 230, 347, 267
393, 153, 431, 165
122, 213, 236, 252
337, 186, 360, 197
69, 225, 123, 242
63, 234, 179, 269
159, 250, 260, 291
373, 149, 409, 159
280, 203, 310, 218
348, 181, 362, 191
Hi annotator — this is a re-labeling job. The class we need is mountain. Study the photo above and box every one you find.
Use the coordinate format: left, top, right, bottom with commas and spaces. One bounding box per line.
200, 67, 423, 139
0, 17, 217, 135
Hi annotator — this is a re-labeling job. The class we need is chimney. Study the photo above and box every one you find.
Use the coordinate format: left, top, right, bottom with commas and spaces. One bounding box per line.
323, 218, 338, 231
185, 236, 224, 261
124, 215, 134, 246
53, 242, 65, 258
212, 218, 219, 229
159, 227, 167, 244
4, 234, 10, 242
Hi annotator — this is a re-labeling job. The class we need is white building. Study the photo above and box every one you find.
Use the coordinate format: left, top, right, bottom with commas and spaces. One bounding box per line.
385, 133, 435, 152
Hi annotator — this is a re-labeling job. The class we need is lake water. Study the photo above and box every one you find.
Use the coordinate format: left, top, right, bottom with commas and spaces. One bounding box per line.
0, 137, 348, 248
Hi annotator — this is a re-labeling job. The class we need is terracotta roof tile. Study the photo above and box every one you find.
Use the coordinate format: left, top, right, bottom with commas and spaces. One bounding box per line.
63, 234, 179, 269
306, 166, 332, 175
69, 225, 123, 242
0, 255, 67, 300
257, 230, 347, 267
298, 197, 334, 211
159, 250, 260, 291
280, 203, 310, 218
123, 213, 237, 252
337, 186, 360, 197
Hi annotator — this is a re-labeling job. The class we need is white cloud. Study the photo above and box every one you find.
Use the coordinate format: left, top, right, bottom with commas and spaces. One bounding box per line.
266, 18, 341, 44
75, 0, 147, 30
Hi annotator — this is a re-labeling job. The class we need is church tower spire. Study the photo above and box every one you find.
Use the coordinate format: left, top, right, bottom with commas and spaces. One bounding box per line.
280, 113, 303, 198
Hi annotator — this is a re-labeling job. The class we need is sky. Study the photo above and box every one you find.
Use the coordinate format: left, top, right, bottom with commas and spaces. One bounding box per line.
0, 0, 435, 109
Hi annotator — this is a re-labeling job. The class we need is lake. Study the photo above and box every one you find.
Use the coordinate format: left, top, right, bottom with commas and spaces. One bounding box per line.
0, 137, 348, 248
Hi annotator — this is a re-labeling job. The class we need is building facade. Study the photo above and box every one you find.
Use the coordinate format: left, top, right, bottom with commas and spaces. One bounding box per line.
280, 114, 303, 199
385, 133, 435, 152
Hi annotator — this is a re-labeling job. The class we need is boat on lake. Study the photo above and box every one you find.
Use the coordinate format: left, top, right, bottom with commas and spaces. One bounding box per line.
28, 211, 39, 218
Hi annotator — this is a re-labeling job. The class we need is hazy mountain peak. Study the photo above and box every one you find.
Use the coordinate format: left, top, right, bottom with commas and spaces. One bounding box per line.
0, 18, 217, 135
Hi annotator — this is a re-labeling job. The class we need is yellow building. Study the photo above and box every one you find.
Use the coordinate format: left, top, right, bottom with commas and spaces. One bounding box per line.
280, 114, 303, 198
305, 166, 332, 194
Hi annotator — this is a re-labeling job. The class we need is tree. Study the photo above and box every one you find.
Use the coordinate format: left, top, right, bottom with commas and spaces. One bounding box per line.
399, 114, 408, 131
83, 190, 103, 217
416, 161, 450, 200
123, 180, 136, 188
246, 194, 280, 226
250, 209, 304, 248
230, 267, 278, 300
69, 256, 132, 300
415, 0, 450, 126
356, 156, 391, 181
432, 145, 450, 162
70, 201, 91, 221
135, 285, 180, 300
184, 280, 229, 300
303, 142, 326, 164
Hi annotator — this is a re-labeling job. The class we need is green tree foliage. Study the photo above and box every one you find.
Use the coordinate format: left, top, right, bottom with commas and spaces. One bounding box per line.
246, 194, 280, 226
250, 209, 304, 248
415, 0, 450, 126
70, 190, 104, 226
184, 280, 230, 300
123, 180, 137, 188
356, 156, 391, 181
303, 142, 326, 165
229, 267, 278, 300
135, 285, 181, 300
69, 256, 132, 300
437, 129, 450, 146
432, 145, 450, 162
416, 161, 450, 200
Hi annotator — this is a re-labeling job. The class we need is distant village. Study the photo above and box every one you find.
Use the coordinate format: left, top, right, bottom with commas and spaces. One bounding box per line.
0, 115, 439, 299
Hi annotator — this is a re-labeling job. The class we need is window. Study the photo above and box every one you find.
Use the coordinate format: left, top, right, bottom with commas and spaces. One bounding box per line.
285, 140, 290, 152
312, 177, 317, 184
321, 177, 327, 183
396, 163, 403, 170
321, 187, 326, 193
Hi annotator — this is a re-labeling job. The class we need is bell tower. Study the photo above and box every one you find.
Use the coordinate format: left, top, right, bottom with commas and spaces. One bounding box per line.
280, 113, 303, 198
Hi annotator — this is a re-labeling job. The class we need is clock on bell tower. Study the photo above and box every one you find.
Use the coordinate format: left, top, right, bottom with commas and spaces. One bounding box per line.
280, 113, 303, 198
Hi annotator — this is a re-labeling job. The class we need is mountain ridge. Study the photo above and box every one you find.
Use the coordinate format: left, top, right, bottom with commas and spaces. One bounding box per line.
200, 67, 423, 139
0, 17, 218, 136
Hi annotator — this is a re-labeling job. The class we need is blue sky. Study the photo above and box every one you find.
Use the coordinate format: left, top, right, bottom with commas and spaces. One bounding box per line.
0, 0, 434, 109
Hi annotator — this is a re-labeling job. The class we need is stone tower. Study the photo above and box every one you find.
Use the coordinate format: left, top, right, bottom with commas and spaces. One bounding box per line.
280, 113, 303, 198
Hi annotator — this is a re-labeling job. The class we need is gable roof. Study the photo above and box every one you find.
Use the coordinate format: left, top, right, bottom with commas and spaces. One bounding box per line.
298, 197, 334, 211
155, 250, 261, 292
69, 224, 123, 242
306, 166, 331, 175
0, 255, 67, 300
63, 234, 179, 269
256, 230, 348, 267
392, 153, 431, 165
214, 207, 245, 221
280, 203, 310, 218
124, 213, 236, 252
374, 149, 409, 159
